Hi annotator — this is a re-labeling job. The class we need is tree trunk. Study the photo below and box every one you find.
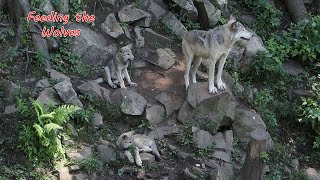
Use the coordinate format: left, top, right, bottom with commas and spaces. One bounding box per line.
284, 0, 308, 23
239, 129, 273, 180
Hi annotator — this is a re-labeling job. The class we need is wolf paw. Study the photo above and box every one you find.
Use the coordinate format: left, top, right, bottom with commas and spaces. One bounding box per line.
110, 84, 117, 89
136, 158, 142, 166
217, 81, 226, 91
129, 82, 137, 87
209, 86, 218, 94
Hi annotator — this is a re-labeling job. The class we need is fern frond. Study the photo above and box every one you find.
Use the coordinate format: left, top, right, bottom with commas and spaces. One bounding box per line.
53, 104, 80, 124
44, 123, 63, 133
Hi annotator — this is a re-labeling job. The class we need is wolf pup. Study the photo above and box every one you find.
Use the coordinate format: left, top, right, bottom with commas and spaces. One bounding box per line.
182, 15, 253, 94
116, 131, 161, 166
95, 44, 137, 89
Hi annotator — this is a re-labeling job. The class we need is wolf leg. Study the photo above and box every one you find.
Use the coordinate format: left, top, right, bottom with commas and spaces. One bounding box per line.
133, 147, 142, 166
151, 144, 161, 160
208, 57, 218, 94
104, 66, 117, 88
216, 53, 228, 91
123, 68, 137, 87
124, 150, 135, 163
183, 44, 194, 90
116, 68, 126, 89
190, 56, 202, 83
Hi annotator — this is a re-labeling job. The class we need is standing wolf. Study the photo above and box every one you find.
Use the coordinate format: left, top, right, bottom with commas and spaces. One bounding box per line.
182, 16, 253, 94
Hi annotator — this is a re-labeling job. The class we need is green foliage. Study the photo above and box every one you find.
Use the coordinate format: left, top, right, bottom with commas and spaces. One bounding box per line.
18, 100, 79, 166
242, 0, 281, 39
177, 130, 193, 147
194, 145, 214, 159
169, 4, 200, 30
78, 156, 102, 174
0, 12, 15, 43
5, 47, 21, 62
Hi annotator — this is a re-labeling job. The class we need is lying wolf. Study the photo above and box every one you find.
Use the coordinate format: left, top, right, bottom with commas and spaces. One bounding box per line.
182, 15, 253, 94
116, 131, 161, 166
95, 44, 137, 89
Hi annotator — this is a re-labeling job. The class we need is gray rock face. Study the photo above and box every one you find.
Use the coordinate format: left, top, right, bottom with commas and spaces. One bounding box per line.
146, 0, 168, 19
0, 80, 17, 98
97, 145, 117, 163
4, 104, 18, 114
140, 153, 155, 163
34, 79, 51, 94
213, 150, 231, 162
77, 81, 111, 102
65, 23, 108, 56
101, 0, 117, 6
222, 71, 244, 94
118, 5, 151, 27
193, 129, 214, 149
143, 28, 173, 47
304, 168, 319, 180
48, 69, 69, 83
156, 48, 177, 70
178, 82, 235, 134
101, 13, 124, 38
80, 44, 117, 66
147, 126, 182, 139
283, 60, 305, 76
54, 80, 83, 108
111, 89, 147, 115
224, 130, 233, 152
172, 0, 198, 22
212, 132, 227, 150
203, 0, 221, 27
93, 113, 103, 127
56, 0, 69, 14
161, 12, 188, 38
146, 105, 166, 124
155, 92, 174, 117
39, 0, 54, 15
66, 145, 92, 161
36, 88, 63, 106
232, 108, 266, 142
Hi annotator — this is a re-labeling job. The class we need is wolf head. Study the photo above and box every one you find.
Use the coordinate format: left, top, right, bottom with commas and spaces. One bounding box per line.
228, 15, 253, 41
119, 43, 134, 62
116, 130, 135, 149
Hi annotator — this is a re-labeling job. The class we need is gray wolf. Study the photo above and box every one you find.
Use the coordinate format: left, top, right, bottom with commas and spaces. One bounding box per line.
182, 15, 253, 94
95, 44, 137, 89
116, 131, 161, 166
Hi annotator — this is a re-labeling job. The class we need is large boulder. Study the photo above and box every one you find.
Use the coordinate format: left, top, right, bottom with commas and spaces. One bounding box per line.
143, 0, 168, 20
178, 82, 235, 134
194, 0, 221, 27
145, 105, 166, 125
171, 0, 198, 22
77, 81, 111, 102
193, 129, 214, 149
54, 80, 83, 108
101, 13, 124, 38
39, 0, 54, 15
111, 89, 147, 115
232, 108, 266, 142
118, 5, 152, 27
161, 12, 188, 38
97, 145, 117, 163
155, 92, 174, 117
36, 88, 63, 106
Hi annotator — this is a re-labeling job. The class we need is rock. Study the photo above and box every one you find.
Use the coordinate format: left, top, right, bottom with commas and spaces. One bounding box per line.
140, 153, 155, 163
146, 0, 168, 19
66, 123, 78, 137
178, 82, 235, 134
54, 0, 69, 14
65, 23, 110, 56
58, 167, 72, 180
155, 92, 174, 117
34, 79, 51, 92
291, 89, 316, 99
146, 105, 166, 124
147, 126, 181, 139
36, 88, 63, 106
93, 113, 103, 127
77, 81, 111, 102
240, 14, 255, 27
224, 130, 233, 152
212, 132, 227, 150
283, 60, 305, 76
227, 43, 246, 64
69, 165, 80, 172
193, 129, 214, 149
232, 108, 266, 142
237, 29, 267, 72
161, 12, 188, 38
133, 26, 145, 48
222, 71, 244, 94
39, 0, 54, 15
291, 159, 299, 171
111, 89, 147, 115
54, 80, 83, 108
143, 28, 173, 47
97, 145, 117, 163
182, 168, 198, 180
4, 104, 18, 114
118, 5, 151, 27
172, 0, 198, 22
156, 48, 177, 70
304, 168, 319, 180
67, 145, 92, 161
80, 44, 117, 66
0, 80, 17, 98
101, 0, 117, 6
48, 69, 69, 83
101, 13, 124, 38
195, 0, 221, 27
213, 150, 231, 162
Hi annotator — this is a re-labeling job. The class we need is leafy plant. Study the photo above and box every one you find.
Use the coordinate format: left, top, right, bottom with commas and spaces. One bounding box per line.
194, 145, 214, 159
79, 155, 102, 174
19, 100, 80, 166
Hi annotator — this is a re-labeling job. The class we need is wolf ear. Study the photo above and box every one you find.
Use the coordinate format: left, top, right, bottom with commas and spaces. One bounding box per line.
128, 43, 133, 49
230, 21, 239, 31
228, 14, 236, 22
